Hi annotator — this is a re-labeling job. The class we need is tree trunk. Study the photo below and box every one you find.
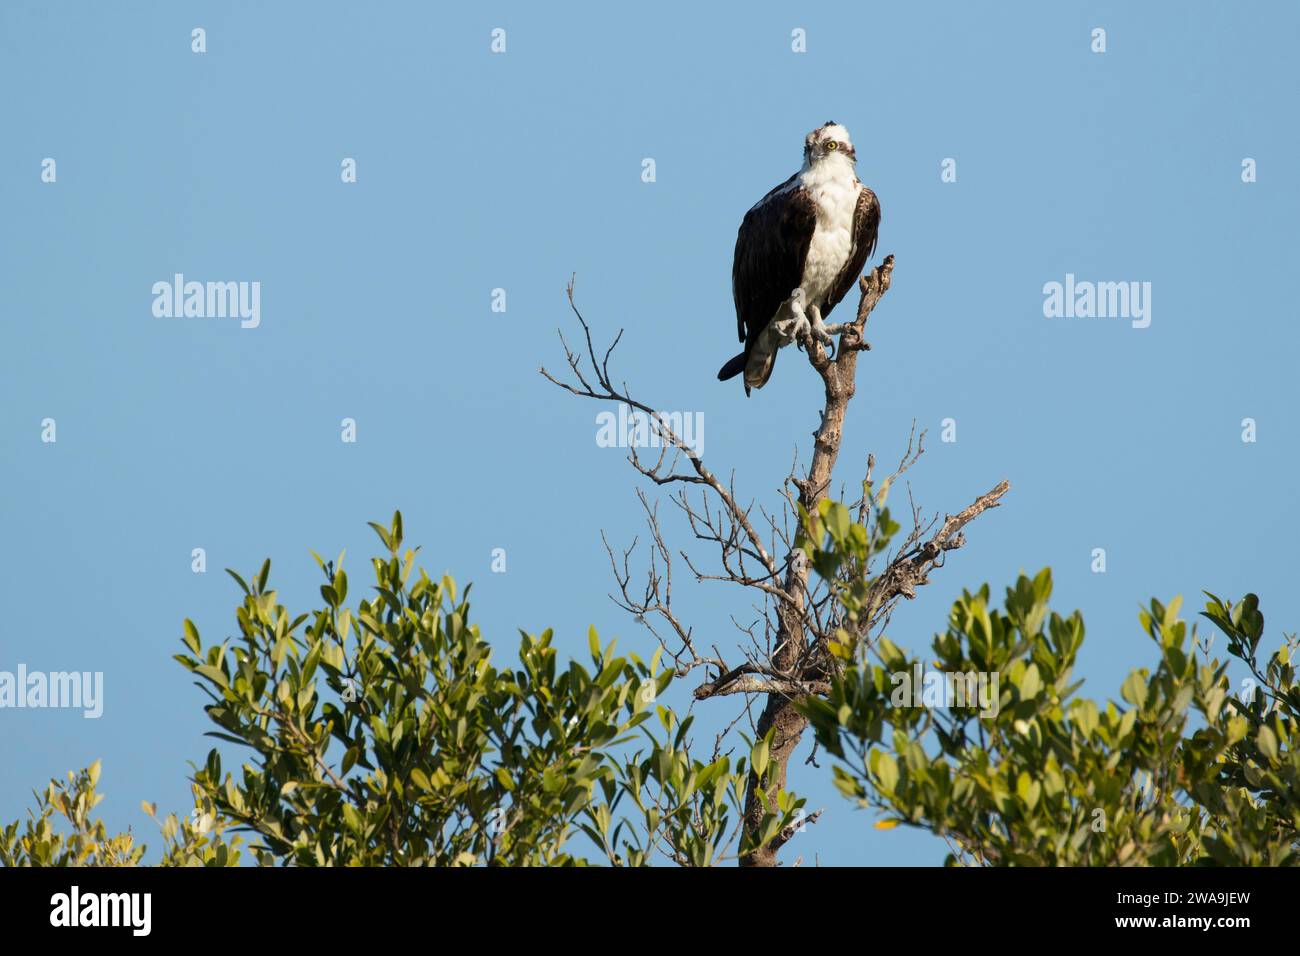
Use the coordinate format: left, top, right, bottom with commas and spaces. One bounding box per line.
739, 303, 863, 867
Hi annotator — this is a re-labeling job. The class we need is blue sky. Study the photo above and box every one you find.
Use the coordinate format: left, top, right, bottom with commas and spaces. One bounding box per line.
1, 1, 1296, 866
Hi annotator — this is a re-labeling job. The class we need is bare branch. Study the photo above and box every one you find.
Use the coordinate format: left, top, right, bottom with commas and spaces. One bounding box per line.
543, 254, 1011, 868
864, 479, 1012, 622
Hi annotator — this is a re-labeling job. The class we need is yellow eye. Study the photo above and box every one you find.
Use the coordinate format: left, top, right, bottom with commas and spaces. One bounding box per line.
826, 141, 839, 150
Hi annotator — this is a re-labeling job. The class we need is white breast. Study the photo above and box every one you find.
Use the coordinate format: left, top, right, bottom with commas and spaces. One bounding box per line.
798, 161, 860, 307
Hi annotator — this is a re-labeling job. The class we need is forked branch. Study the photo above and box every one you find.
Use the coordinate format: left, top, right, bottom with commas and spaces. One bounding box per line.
542, 255, 1011, 867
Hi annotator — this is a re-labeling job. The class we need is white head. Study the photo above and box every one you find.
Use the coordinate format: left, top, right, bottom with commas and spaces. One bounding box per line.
802, 121, 856, 169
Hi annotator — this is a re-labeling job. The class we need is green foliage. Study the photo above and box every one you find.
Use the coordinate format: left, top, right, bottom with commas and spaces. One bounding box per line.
1191, 592, 1300, 864
800, 505, 1300, 865
0, 763, 143, 867
174, 512, 666, 865
797, 492, 902, 635
3, 513, 803, 867
0, 762, 241, 867
169, 511, 801, 866
582, 716, 804, 866
28, 505, 1297, 867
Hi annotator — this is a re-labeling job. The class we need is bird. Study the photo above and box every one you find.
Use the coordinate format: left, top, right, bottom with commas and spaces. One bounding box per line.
718, 122, 881, 395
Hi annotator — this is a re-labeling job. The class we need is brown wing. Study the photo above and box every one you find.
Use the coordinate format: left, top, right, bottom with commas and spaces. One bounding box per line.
822, 185, 881, 319
732, 177, 817, 347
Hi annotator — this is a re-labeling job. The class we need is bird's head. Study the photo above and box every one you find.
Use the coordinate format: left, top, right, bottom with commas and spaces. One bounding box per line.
803, 121, 856, 167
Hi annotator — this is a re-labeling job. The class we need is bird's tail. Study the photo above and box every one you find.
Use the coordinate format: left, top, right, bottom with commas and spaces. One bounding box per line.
717, 351, 747, 382
717, 348, 776, 397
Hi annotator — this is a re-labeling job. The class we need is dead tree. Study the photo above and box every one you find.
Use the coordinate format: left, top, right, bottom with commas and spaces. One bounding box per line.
542, 255, 1009, 866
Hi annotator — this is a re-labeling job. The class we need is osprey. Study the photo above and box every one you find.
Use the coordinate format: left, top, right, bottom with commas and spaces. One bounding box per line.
718, 122, 881, 394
